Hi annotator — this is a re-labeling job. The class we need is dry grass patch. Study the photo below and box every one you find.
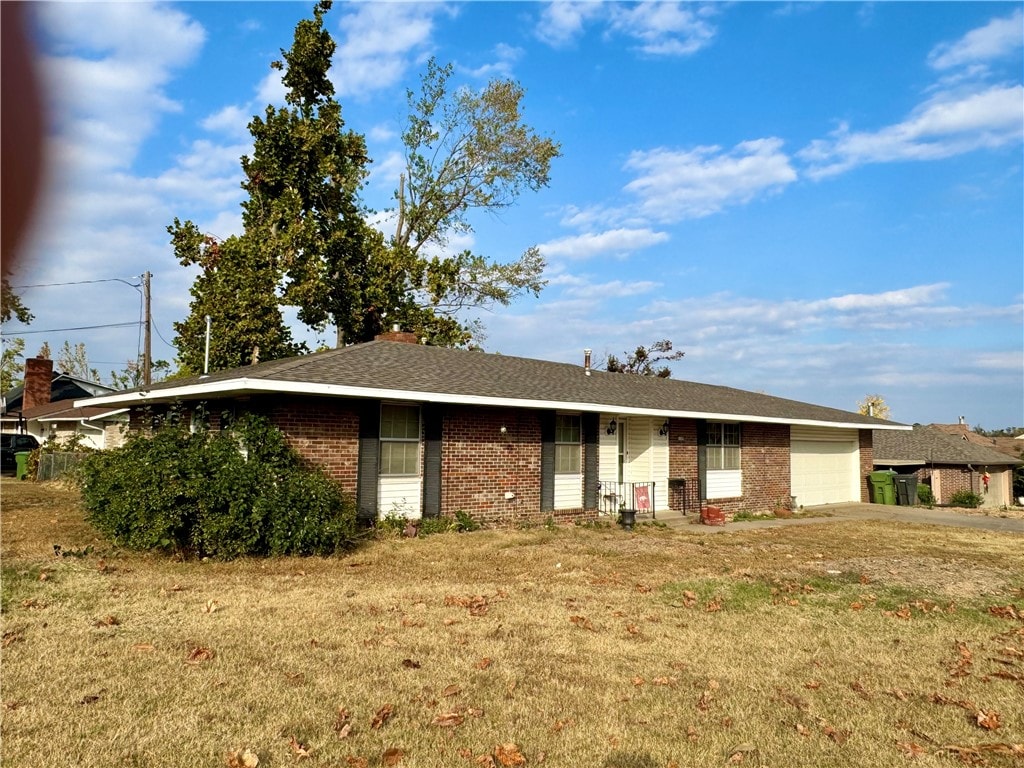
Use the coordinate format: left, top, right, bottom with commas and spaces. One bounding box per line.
2, 478, 1022, 767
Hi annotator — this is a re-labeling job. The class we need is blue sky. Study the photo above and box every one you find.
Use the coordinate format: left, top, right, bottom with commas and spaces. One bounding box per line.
5, 1, 1023, 428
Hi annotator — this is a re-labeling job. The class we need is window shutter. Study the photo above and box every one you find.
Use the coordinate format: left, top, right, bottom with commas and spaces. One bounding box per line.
356, 400, 381, 522
696, 419, 708, 503
583, 412, 599, 510
422, 404, 443, 519
540, 411, 555, 512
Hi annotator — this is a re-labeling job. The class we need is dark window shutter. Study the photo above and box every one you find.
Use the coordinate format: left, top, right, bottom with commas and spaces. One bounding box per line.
540, 411, 555, 512
356, 400, 381, 522
696, 420, 708, 503
422, 404, 443, 519
583, 412, 599, 510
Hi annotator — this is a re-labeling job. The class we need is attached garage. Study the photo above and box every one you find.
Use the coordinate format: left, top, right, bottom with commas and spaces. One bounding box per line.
790, 426, 860, 507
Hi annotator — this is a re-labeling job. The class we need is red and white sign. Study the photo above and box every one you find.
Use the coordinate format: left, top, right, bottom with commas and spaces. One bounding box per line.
634, 485, 651, 511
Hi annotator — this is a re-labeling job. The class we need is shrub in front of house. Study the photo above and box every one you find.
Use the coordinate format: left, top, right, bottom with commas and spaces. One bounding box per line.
916, 485, 934, 506
78, 413, 358, 558
948, 489, 983, 509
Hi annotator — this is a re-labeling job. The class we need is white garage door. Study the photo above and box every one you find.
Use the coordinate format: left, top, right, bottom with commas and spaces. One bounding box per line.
791, 427, 859, 507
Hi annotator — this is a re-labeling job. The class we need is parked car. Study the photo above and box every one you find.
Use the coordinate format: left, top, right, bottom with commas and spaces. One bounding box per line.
0, 433, 40, 474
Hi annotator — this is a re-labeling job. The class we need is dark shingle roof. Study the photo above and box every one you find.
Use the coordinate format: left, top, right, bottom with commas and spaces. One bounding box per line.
99, 341, 898, 427
874, 424, 1023, 466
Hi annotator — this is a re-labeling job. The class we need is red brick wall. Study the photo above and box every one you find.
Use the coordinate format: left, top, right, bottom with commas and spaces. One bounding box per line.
933, 466, 976, 504
667, 420, 793, 516
259, 398, 360, 496
668, 419, 698, 511
859, 430, 873, 503
440, 406, 541, 526
23, 357, 53, 411
738, 423, 791, 513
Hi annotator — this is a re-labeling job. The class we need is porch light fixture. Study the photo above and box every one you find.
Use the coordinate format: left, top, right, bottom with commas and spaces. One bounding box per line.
606, 419, 617, 435
659, 419, 670, 436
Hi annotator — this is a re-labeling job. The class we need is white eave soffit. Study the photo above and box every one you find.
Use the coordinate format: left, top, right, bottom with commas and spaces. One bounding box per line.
76, 378, 910, 432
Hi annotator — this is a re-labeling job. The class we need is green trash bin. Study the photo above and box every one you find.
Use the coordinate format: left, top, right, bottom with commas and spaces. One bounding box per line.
869, 470, 896, 505
14, 451, 31, 481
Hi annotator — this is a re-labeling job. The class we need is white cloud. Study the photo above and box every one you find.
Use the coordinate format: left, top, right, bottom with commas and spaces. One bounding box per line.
201, 105, 253, 138
331, 3, 454, 99
535, 2, 604, 47
928, 10, 1023, 70
608, 1, 718, 56
624, 138, 797, 221
800, 85, 1024, 179
539, 228, 670, 260
463, 43, 524, 79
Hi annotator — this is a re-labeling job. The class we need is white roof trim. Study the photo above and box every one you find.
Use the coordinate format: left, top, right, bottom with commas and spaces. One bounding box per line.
77, 378, 910, 431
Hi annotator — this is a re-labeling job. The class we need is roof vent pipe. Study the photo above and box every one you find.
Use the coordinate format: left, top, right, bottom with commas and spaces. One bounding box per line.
392, 323, 401, 333
958, 415, 965, 425
584, 348, 592, 376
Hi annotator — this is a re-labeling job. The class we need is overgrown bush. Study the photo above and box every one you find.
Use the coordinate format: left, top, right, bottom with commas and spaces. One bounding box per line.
948, 489, 983, 509
916, 485, 934, 506
78, 413, 357, 558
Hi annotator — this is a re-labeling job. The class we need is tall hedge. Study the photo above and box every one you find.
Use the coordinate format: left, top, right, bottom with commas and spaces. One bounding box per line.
78, 413, 358, 558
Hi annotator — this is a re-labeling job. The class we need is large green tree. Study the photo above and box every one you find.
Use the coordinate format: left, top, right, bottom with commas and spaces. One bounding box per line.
171, 222, 304, 374
173, 1, 559, 366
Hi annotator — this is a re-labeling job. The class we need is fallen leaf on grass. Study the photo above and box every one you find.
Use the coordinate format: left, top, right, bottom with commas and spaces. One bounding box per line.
93, 615, 120, 628
80, 692, 103, 705
569, 615, 596, 631
334, 707, 353, 738
371, 704, 394, 729
401, 659, 421, 669
132, 642, 156, 652
202, 599, 221, 614
795, 723, 811, 737
988, 605, 1020, 621
442, 684, 463, 697
345, 757, 369, 768
432, 711, 465, 727
939, 743, 1024, 760
224, 747, 259, 767
850, 680, 873, 700
803, 680, 821, 690
896, 742, 927, 758
494, 743, 526, 766
976, 710, 1001, 731
550, 718, 574, 732
289, 736, 311, 760
475, 657, 492, 670
820, 722, 850, 745
186, 646, 215, 665
382, 747, 405, 766
726, 743, 757, 764
2, 630, 25, 648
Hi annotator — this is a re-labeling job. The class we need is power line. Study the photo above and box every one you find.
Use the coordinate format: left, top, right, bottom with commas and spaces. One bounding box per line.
11, 276, 142, 290
0, 322, 140, 336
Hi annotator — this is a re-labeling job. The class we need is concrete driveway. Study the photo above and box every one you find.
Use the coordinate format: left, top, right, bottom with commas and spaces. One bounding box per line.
659, 503, 1024, 535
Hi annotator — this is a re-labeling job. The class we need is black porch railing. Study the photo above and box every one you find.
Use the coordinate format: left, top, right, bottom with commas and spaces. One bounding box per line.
668, 477, 700, 516
598, 481, 657, 519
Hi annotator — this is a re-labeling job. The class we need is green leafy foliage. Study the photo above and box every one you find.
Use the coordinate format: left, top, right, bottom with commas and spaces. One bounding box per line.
172, 3, 559, 358
1, 277, 32, 325
949, 489, 983, 509
78, 413, 357, 558
917, 485, 935, 506
604, 339, 685, 378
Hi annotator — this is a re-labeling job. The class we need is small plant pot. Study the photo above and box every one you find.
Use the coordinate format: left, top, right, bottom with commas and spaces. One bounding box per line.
700, 506, 726, 526
619, 509, 637, 530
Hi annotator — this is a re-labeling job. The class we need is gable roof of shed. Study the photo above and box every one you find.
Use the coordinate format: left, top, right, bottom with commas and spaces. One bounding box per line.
874, 424, 1023, 467
79, 340, 903, 430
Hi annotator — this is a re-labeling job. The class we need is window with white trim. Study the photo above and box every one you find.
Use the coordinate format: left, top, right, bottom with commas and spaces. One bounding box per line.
380, 404, 420, 476
554, 414, 581, 474
707, 423, 740, 470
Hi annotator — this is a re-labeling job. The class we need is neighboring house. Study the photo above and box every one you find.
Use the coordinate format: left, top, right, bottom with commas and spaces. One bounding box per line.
80, 334, 906, 525
873, 424, 1022, 508
930, 421, 1024, 464
1, 357, 117, 433
16, 400, 128, 450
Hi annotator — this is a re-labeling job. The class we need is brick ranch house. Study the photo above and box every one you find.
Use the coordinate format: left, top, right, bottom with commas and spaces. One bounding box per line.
874, 424, 1022, 508
80, 336, 906, 526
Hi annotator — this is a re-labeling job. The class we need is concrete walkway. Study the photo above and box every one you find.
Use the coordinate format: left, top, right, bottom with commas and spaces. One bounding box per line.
646, 503, 1024, 535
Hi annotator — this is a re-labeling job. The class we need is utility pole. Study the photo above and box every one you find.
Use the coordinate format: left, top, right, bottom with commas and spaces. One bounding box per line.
142, 271, 152, 386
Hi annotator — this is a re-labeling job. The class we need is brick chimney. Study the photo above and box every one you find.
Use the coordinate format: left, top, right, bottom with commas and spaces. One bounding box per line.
375, 325, 419, 344
23, 357, 53, 410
